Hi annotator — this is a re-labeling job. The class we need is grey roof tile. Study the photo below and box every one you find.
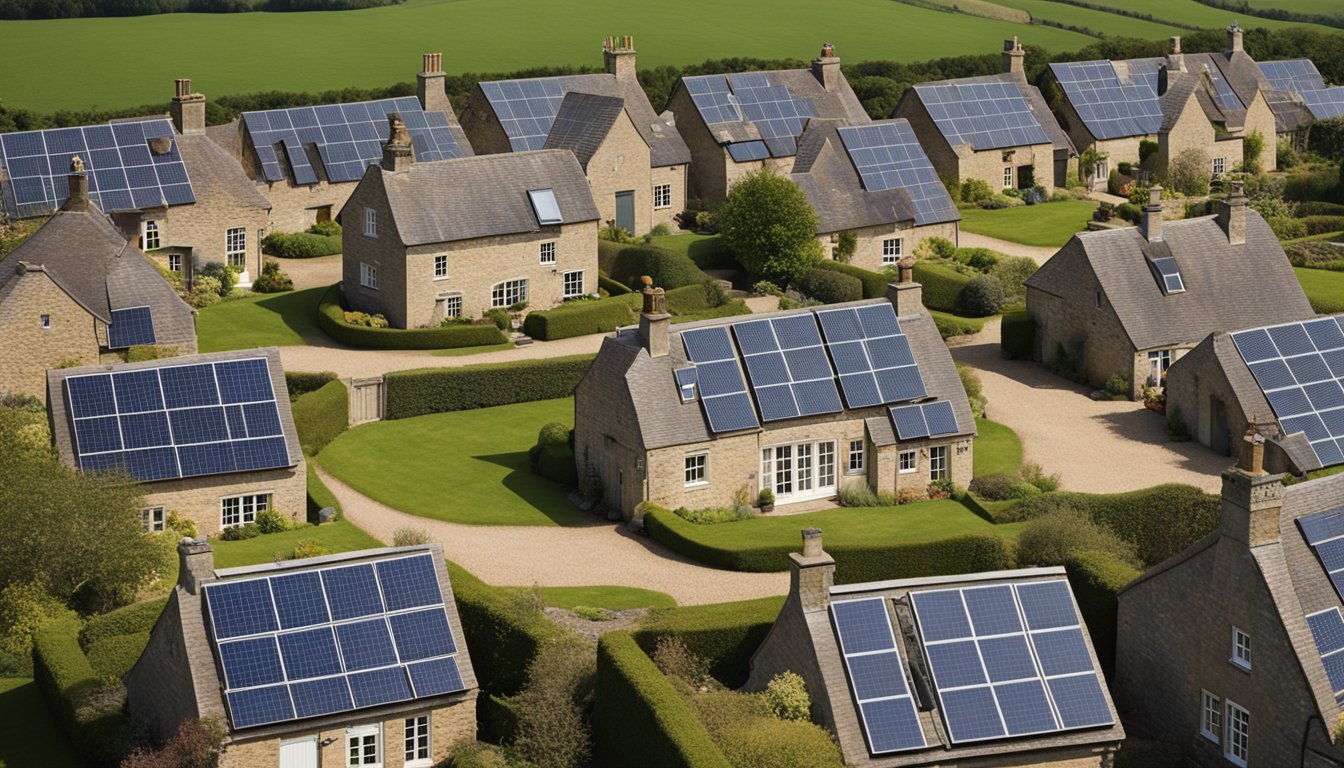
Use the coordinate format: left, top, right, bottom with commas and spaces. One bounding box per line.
542, 92, 626, 170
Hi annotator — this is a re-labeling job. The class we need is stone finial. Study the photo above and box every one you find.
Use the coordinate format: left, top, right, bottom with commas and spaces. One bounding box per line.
71, 156, 84, 173
1227, 21, 1243, 52
1170, 36, 1182, 54
820, 42, 835, 59
382, 113, 415, 171
64, 157, 89, 211
1148, 185, 1163, 206
802, 528, 824, 557
897, 255, 915, 284
641, 277, 655, 314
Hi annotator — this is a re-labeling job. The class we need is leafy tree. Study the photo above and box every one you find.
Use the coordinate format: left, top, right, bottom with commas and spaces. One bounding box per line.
120, 718, 225, 768
1165, 148, 1211, 196
1242, 129, 1265, 174
717, 169, 822, 286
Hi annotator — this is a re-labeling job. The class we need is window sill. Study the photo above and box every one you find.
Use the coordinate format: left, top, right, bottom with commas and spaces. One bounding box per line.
433, 276, 450, 281
1198, 730, 1219, 745
1228, 658, 1251, 674
845, 469, 865, 476
684, 482, 709, 489
898, 469, 917, 475
541, 262, 557, 267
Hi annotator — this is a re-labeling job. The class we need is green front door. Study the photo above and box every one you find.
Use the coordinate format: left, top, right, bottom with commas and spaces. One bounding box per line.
615, 190, 635, 234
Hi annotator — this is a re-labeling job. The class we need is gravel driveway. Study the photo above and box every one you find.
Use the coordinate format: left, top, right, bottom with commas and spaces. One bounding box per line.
279, 333, 607, 379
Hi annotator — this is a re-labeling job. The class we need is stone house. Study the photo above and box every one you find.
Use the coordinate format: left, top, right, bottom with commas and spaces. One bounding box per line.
340, 120, 599, 328
458, 37, 690, 237
0, 166, 196, 399
1165, 313, 1344, 474
573, 274, 974, 518
1023, 184, 1314, 399
893, 38, 1076, 193
745, 529, 1124, 766
1115, 435, 1344, 767
1257, 57, 1344, 147
125, 539, 477, 768
45, 347, 306, 537
790, 119, 960, 273
664, 43, 870, 203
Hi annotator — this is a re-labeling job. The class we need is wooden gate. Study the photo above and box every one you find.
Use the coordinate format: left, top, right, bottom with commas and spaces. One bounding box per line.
349, 376, 386, 424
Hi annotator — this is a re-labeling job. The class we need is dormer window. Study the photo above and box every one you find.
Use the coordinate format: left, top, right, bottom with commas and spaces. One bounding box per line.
674, 368, 697, 403
1149, 257, 1185, 295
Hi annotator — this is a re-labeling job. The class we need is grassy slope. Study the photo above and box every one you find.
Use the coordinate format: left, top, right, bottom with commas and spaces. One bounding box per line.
212, 520, 383, 569
974, 417, 1024, 477
538, 586, 678, 610
991, 0, 1181, 35
1296, 266, 1344, 314
317, 397, 588, 526
0, 678, 81, 768
1080, 0, 1325, 28
1245, 0, 1344, 14
195, 285, 325, 352
957, 200, 1095, 248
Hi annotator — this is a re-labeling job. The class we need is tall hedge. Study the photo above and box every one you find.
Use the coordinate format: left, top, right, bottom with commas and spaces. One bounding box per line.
610, 245, 709, 290
262, 231, 342, 258
1066, 549, 1141, 679
445, 561, 562, 696
592, 632, 732, 768
911, 261, 971, 313
79, 597, 167, 651
385, 355, 594, 419
317, 285, 507, 350
33, 615, 129, 766
291, 379, 349, 456
522, 298, 636, 341
598, 273, 632, 296
1000, 310, 1036, 360
632, 596, 784, 688
796, 268, 862, 304
284, 370, 338, 399
814, 260, 888, 299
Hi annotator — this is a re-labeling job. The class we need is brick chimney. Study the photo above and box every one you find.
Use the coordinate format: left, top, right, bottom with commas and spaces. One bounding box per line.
1167, 36, 1185, 75
382, 113, 415, 172
170, 78, 206, 135
603, 35, 636, 82
177, 537, 215, 595
638, 277, 670, 357
63, 156, 89, 212
1002, 37, 1024, 79
885, 255, 923, 316
1140, 185, 1164, 242
1218, 179, 1247, 246
417, 53, 450, 114
1227, 22, 1243, 53
1219, 430, 1284, 548
812, 43, 842, 92
790, 529, 835, 613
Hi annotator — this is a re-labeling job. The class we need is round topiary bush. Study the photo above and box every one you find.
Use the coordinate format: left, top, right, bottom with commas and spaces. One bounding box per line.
968, 473, 1018, 501
796, 268, 862, 304
610, 246, 706, 290
538, 422, 570, 448
958, 275, 1007, 317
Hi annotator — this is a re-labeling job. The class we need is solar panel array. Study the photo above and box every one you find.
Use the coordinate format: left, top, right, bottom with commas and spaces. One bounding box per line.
1307, 607, 1344, 705
242, 97, 465, 185
890, 401, 959, 440
480, 79, 568, 152
727, 141, 769, 162
1148, 257, 1185, 295
1050, 61, 1164, 140
1202, 64, 1245, 112
910, 580, 1114, 744
830, 598, 927, 754
204, 553, 467, 729
732, 316, 843, 422
1301, 88, 1344, 120
683, 73, 819, 159
1231, 316, 1344, 468
1260, 60, 1327, 93
835, 123, 959, 226
1298, 507, 1344, 601
913, 79, 1052, 151
107, 307, 157, 350
681, 327, 761, 433
816, 305, 927, 409
65, 356, 291, 482
0, 118, 195, 218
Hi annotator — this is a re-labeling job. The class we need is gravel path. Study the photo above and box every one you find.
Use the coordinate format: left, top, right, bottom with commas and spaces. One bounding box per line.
951, 318, 1225, 493
957, 231, 1058, 266
272, 255, 342, 291
317, 467, 789, 606
279, 333, 607, 379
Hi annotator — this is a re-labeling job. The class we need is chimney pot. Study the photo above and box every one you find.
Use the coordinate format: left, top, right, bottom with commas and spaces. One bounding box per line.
63, 157, 89, 212
801, 528, 823, 557
1002, 37, 1025, 77
417, 53, 450, 113
1227, 22, 1243, 53
1170, 36, 1182, 54
176, 537, 215, 595
603, 35, 637, 82
639, 280, 670, 357
170, 78, 206, 135
381, 113, 416, 172
1141, 185, 1164, 242
790, 527, 835, 613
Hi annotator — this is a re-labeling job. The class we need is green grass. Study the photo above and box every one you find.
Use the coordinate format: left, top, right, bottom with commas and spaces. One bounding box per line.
213, 520, 384, 568
990, 0, 1181, 36
196, 285, 325, 352
536, 586, 678, 610
648, 233, 735, 271
974, 418, 1023, 477
1245, 0, 1344, 14
431, 342, 515, 357
1283, 230, 1344, 245
958, 200, 1095, 248
0, 678, 80, 768
1296, 266, 1344, 314
318, 397, 588, 526
1022, 0, 1332, 28
307, 461, 342, 518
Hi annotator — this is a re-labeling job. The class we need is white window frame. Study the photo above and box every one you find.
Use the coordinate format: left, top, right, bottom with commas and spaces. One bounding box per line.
364, 207, 378, 238
167, 253, 181, 273
563, 270, 585, 298
140, 506, 165, 532
225, 227, 247, 269
847, 439, 865, 475
440, 295, 462, 318
929, 446, 948, 481
221, 493, 270, 529
347, 723, 382, 767
141, 220, 160, 250
881, 237, 903, 266
678, 380, 695, 403
1213, 156, 1227, 175
404, 714, 431, 767
684, 453, 708, 487
539, 241, 556, 266
360, 262, 379, 291
1231, 626, 1251, 670
1200, 690, 1222, 744
433, 254, 448, 279
899, 450, 917, 474
41, 314, 51, 330
491, 278, 528, 308
1224, 700, 1248, 767
653, 183, 672, 209
761, 441, 837, 502
1148, 349, 1173, 387
1003, 166, 1014, 189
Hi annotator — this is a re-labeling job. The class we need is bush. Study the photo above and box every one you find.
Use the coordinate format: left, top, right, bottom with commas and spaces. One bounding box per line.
914, 237, 957, 261
609, 245, 708, 290
1268, 216, 1308, 240
535, 443, 577, 487
33, 614, 129, 766
989, 256, 1036, 307
1298, 201, 1344, 217
600, 223, 635, 243
446, 561, 563, 696
1139, 139, 1159, 164
318, 286, 507, 349
522, 297, 636, 341
251, 259, 294, 293
0, 582, 74, 675
796, 268, 862, 304
1277, 142, 1299, 170
813, 260, 887, 299
125, 345, 178, 362
752, 280, 782, 296
672, 505, 754, 524
79, 597, 167, 652
836, 484, 898, 507
285, 370, 338, 400
1021, 461, 1061, 493
1243, 129, 1265, 174
690, 690, 844, 768
1302, 215, 1344, 235
911, 261, 970, 313
958, 275, 1007, 317
448, 741, 509, 768
957, 247, 999, 272
651, 636, 712, 687
1286, 240, 1344, 267
763, 672, 810, 721
510, 639, 595, 768
483, 308, 512, 332
1104, 372, 1130, 398
537, 422, 570, 448
262, 230, 342, 258
86, 632, 148, 679
717, 169, 822, 285
598, 273, 631, 296
308, 220, 341, 236
186, 276, 222, 308
1114, 202, 1142, 224
1165, 148, 1210, 196
391, 528, 432, 547
978, 194, 1025, 209
196, 263, 235, 296
968, 473, 1018, 501
291, 379, 347, 456
960, 178, 994, 203
1016, 509, 1140, 569
342, 310, 388, 328
385, 355, 593, 419
634, 596, 783, 689
1284, 168, 1339, 203
255, 508, 290, 534
219, 523, 261, 540
597, 240, 626, 273
1066, 549, 1140, 678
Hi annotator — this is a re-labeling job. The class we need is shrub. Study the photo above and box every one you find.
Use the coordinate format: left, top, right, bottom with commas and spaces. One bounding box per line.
1242, 129, 1265, 174
511, 639, 595, 768
1286, 240, 1344, 267
957, 247, 999, 272
978, 193, 1024, 209
1017, 509, 1140, 569
600, 223, 635, 243
1302, 215, 1344, 236
318, 286, 506, 349
262, 230, 342, 258
391, 528, 432, 546
1104, 372, 1130, 398
120, 718, 225, 768
86, 632, 148, 679
196, 263, 235, 296
911, 261, 970, 313
219, 523, 261, 540
610, 245, 707, 290
969, 473, 1018, 501
445, 561, 563, 696
672, 505, 753, 524
958, 274, 1007, 317
836, 484, 896, 507
251, 259, 293, 293
186, 276, 222, 308
342, 310, 388, 328
1277, 142, 1299, 170
633, 596, 783, 689
1114, 202, 1142, 224
1067, 549, 1141, 677
717, 169, 822, 285
284, 370, 337, 399
255, 508, 290, 534
813, 260, 887, 299
1165, 148, 1210, 196
447, 741, 509, 768
989, 256, 1037, 307
386, 355, 593, 419
522, 297, 636, 341
284, 539, 328, 560
537, 422, 570, 448
652, 635, 712, 687
1284, 168, 1339, 202
957, 362, 985, 418
33, 614, 129, 765
834, 230, 857, 262
691, 690, 844, 768
914, 237, 957, 261
535, 443, 577, 487
763, 671, 810, 721
291, 379, 347, 456
308, 220, 341, 236
959, 178, 994, 203
752, 280, 782, 296
598, 273, 631, 296
649, 222, 673, 238
0, 582, 74, 675
1268, 216, 1308, 240
933, 313, 981, 339
1139, 139, 1159, 164
1298, 201, 1344, 217
1021, 461, 1061, 493
79, 597, 167, 652
796, 268, 862, 304
483, 308, 512, 331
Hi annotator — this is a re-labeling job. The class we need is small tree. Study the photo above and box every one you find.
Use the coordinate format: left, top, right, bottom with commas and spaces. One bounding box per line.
1242, 129, 1265, 174
1165, 148, 1211, 196
1079, 147, 1109, 191
717, 169, 822, 286
120, 718, 225, 768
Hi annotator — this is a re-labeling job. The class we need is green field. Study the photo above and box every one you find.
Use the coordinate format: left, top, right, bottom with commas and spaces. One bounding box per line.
958, 200, 1096, 248
1296, 266, 1344, 314
991, 0, 1181, 37
195, 285, 324, 352
974, 418, 1024, 477
1246, 0, 1343, 14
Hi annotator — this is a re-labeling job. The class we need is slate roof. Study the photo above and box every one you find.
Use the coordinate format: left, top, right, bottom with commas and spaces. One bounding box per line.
1024, 209, 1315, 351
900, 72, 1074, 155
176, 132, 271, 212
363, 149, 599, 246
542, 92, 626, 170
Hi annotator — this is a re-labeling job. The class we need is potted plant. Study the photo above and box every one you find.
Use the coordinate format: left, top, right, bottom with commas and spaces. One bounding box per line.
758, 488, 775, 514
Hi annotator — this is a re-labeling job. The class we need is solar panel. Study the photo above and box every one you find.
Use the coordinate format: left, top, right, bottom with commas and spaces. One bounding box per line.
1260, 59, 1327, 93
65, 356, 291, 483
1148, 257, 1185, 295
480, 78, 569, 152
203, 553, 468, 729
106, 306, 157, 350
0, 118, 194, 218
733, 315, 842, 422
910, 579, 1113, 744
1301, 87, 1344, 120
726, 141, 770, 162
830, 598, 927, 754
1231, 316, 1344, 468
241, 96, 464, 185
1299, 508, 1344, 603
817, 305, 926, 409
1050, 60, 1164, 140
683, 72, 815, 158
836, 122, 959, 226
680, 327, 760, 433
1307, 608, 1344, 704
913, 78, 1052, 152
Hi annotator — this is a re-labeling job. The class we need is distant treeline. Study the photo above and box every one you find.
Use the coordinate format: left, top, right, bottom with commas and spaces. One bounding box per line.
1, 26, 1342, 135
0, 0, 400, 19
1192, 0, 1344, 32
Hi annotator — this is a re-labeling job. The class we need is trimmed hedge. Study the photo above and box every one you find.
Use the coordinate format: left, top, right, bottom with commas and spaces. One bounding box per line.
797, 268, 862, 304
262, 230, 342, 259
318, 285, 507, 350
79, 597, 166, 651
535, 443, 577, 486
610, 245, 709, 290
599, 273, 632, 296
477, 692, 521, 746
814, 260, 888, 299
291, 379, 349, 456
446, 561, 562, 696
911, 261, 971, 313
1302, 215, 1344, 236
1066, 549, 1140, 679
87, 632, 150, 679
385, 355, 594, 419
33, 615, 129, 766
285, 370, 338, 400
593, 632, 732, 768
1000, 310, 1036, 359
597, 239, 627, 274
522, 298, 636, 341
632, 596, 784, 688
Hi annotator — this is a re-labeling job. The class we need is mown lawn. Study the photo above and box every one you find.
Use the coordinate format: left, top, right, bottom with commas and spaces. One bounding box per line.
958, 200, 1096, 249
537, 586, 677, 610
213, 520, 384, 569
0, 678, 80, 768
318, 397, 588, 526
196, 285, 325, 352
975, 418, 1023, 477
1296, 267, 1344, 314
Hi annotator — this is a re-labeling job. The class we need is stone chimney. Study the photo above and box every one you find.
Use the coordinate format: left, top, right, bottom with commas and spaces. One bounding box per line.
638, 277, 670, 357
177, 537, 215, 595
885, 256, 923, 316
603, 35, 636, 82
1218, 179, 1247, 246
170, 78, 206, 135
63, 157, 89, 212
382, 113, 415, 172
1002, 37, 1025, 79
812, 43, 842, 92
1227, 22, 1243, 53
417, 53, 450, 114
790, 528, 835, 613
1167, 36, 1185, 75
1140, 185, 1164, 242
1219, 430, 1284, 548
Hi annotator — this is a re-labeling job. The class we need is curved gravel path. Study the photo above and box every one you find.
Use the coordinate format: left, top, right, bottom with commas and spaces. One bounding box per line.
951, 318, 1225, 493
316, 467, 788, 606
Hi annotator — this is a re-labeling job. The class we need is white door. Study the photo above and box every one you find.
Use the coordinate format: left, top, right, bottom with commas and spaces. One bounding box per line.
279, 736, 318, 768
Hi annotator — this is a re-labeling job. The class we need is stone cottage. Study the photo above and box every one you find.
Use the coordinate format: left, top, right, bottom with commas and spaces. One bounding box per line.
745, 529, 1124, 766
125, 540, 477, 768
0, 163, 196, 399
45, 347, 306, 537
893, 38, 1076, 192
1115, 434, 1344, 767
573, 272, 974, 518
458, 37, 690, 237
1023, 184, 1314, 399
340, 117, 599, 328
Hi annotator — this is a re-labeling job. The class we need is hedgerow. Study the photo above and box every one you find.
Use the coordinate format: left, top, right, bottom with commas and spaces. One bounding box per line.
290, 379, 348, 456
814, 260, 888, 299
261, 230, 342, 259
384, 355, 593, 419
522, 298, 636, 341
796, 268, 862, 304
446, 561, 562, 696
86, 632, 150, 679
284, 370, 338, 400
79, 597, 166, 651
610, 245, 709, 290
317, 285, 507, 350
1000, 310, 1036, 359
911, 261, 971, 313
632, 597, 784, 688
33, 614, 130, 766
1066, 549, 1141, 677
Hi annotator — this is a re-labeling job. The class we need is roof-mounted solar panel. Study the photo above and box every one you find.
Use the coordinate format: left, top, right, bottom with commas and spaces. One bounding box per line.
830, 598, 927, 754
107, 306, 156, 350
836, 122, 959, 225
681, 327, 760, 433
528, 188, 563, 226
727, 141, 769, 162
733, 315, 842, 422
913, 79, 1051, 151
1307, 608, 1344, 704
